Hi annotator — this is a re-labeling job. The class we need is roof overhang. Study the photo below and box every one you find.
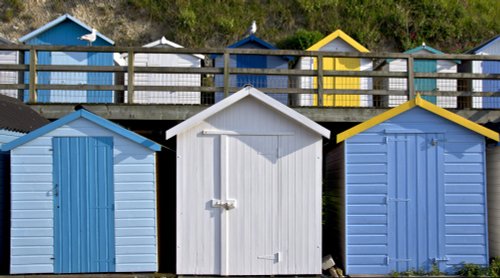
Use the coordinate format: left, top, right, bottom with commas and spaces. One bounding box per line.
166, 86, 330, 139
337, 94, 499, 143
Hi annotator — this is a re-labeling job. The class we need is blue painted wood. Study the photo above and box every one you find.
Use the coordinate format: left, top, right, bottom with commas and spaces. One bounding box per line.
0, 150, 8, 274
22, 19, 114, 103
236, 54, 267, 88
387, 133, 445, 272
343, 108, 488, 275
481, 61, 500, 108
2, 109, 161, 152
53, 137, 115, 273
414, 60, 437, 103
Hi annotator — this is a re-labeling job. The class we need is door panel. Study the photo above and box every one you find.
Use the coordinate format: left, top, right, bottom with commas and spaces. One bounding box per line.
414, 60, 437, 103
387, 133, 445, 273
51, 52, 88, 103
221, 135, 279, 275
53, 137, 115, 273
236, 55, 267, 88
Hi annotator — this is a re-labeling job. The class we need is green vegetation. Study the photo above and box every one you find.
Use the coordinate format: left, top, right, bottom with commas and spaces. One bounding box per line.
0, 0, 24, 22
455, 257, 500, 277
390, 263, 444, 277
123, 0, 499, 52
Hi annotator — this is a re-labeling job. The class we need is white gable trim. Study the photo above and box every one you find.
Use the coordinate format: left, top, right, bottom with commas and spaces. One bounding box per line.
166, 87, 330, 139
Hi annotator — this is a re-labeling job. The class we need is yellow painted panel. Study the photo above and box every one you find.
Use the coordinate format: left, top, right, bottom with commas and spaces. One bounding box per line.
333, 58, 361, 106
313, 57, 335, 106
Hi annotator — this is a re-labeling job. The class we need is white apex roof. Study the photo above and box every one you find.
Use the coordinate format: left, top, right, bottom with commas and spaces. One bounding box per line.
166, 87, 331, 139
121, 36, 204, 60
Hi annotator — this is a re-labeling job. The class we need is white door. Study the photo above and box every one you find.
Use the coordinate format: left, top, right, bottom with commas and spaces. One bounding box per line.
217, 135, 280, 275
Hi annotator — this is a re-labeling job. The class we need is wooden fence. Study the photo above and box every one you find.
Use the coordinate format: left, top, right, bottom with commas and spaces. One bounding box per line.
0, 44, 498, 108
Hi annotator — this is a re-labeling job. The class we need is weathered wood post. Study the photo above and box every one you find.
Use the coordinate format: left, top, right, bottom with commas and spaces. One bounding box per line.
28, 47, 37, 103
17, 50, 25, 101
317, 53, 324, 107
223, 50, 230, 98
407, 55, 415, 100
127, 50, 135, 104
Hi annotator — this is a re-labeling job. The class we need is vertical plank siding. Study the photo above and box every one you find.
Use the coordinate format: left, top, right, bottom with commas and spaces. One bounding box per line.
176, 97, 322, 275
337, 108, 488, 275
0, 50, 19, 98
10, 118, 157, 273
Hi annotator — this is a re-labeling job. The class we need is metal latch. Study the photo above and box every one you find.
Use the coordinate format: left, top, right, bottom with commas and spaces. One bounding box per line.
257, 252, 281, 262
434, 257, 449, 262
386, 197, 410, 204
212, 199, 237, 210
387, 256, 412, 264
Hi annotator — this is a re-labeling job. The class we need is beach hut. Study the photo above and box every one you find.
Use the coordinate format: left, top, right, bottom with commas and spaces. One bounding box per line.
2, 108, 161, 274
327, 95, 498, 275
121, 36, 204, 104
0, 95, 48, 274
18, 14, 115, 103
214, 35, 291, 104
487, 124, 500, 258
461, 35, 500, 108
166, 86, 330, 275
0, 37, 19, 99
380, 43, 459, 108
293, 29, 372, 107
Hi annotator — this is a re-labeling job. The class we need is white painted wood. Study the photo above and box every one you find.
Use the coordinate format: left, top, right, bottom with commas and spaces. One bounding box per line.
167, 87, 330, 139
124, 37, 203, 104
174, 92, 324, 275
436, 60, 457, 108
9, 118, 158, 273
0, 50, 19, 99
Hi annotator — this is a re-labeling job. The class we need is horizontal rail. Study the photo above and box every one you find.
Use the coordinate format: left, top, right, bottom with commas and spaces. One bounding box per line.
0, 45, 499, 61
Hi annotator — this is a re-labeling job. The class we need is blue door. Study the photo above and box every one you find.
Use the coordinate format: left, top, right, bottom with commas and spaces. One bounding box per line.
53, 137, 115, 273
387, 133, 445, 273
51, 52, 88, 103
414, 60, 437, 103
236, 54, 267, 88
481, 61, 500, 108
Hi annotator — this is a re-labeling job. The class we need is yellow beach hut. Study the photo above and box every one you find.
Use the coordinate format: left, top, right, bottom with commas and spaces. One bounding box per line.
293, 29, 372, 107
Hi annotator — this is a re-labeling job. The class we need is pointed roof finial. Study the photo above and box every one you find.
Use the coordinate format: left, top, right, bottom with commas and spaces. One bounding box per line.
422, 42, 426, 48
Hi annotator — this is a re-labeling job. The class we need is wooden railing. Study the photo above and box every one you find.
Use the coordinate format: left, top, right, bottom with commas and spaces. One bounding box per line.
0, 44, 498, 108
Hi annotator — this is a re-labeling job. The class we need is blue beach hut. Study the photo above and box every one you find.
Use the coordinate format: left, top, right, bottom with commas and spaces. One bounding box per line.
326, 95, 499, 275
19, 14, 115, 103
462, 35, 500, 108
0, 95, 48, 274
214, 34, 291, 104
2, 109, 161, 274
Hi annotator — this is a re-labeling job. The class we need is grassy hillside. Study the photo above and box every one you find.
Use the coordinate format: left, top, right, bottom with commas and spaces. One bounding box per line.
0, 0, 498, 52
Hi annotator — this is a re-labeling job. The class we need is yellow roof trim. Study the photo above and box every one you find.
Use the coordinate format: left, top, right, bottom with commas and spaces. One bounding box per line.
307, 29, 369, 53
337, 94, 499, 143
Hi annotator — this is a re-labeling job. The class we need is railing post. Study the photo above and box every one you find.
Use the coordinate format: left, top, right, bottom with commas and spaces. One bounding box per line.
127, 50, 135, 104
407, 56, 415, 100
18, 50, 25, 101
28, 47, 37, 103
317, 53, 324, 107
223, 51, 230, 98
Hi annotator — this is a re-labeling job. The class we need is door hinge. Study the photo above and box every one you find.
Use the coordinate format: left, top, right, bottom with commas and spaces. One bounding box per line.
430, 138, 445, 146
386, 197, 410, 204
387, 256, 412, 264
257, 252, 281, 262
433, 257, 449, 262
212, 199, 237, 210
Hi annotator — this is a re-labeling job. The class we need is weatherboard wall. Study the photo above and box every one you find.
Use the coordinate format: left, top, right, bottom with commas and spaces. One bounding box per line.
0, 50, 19, 99
0, 129, 24, 274
328, 107, 489, 275
176, 96, 322, 275
9, 118, 157, 273
124, 44, 202, 104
